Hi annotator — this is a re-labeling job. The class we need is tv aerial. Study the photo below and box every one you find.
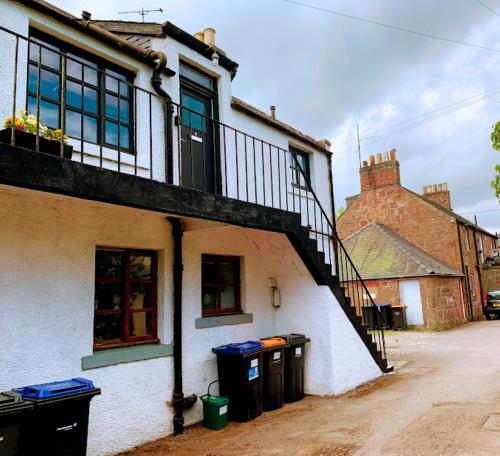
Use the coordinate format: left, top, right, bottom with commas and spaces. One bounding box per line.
119, 7, 163, 22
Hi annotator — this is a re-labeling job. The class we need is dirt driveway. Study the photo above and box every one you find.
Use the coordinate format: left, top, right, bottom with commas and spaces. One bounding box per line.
120, 321, 500, 455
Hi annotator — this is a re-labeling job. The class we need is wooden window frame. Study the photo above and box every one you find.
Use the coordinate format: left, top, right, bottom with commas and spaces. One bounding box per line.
465, 227, 470, 251
470, 273, 476, 297
27, 29, 135, 154
201, 254, 241, 317
289, 146, 311, 190
94, 248, 158, 350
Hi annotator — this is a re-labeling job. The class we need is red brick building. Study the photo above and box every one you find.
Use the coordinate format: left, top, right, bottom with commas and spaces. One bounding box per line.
336, 151, 498, 329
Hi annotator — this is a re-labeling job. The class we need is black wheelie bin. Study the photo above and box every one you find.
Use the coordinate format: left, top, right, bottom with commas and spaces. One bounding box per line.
0, 391, 33, 456
259, 337, 289, 411
212, 341, 264, 422
14, 378, 101, 456
276, 334, 310, 403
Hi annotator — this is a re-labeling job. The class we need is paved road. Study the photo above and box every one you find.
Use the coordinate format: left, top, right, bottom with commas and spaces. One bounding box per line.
121, 321, 500, 455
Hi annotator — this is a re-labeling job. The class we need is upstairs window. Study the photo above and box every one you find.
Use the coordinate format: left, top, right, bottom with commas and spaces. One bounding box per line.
202, 255, 241, 316
289, 146, 310, 189
94, 249, 158, 349
27, 30, 133, 152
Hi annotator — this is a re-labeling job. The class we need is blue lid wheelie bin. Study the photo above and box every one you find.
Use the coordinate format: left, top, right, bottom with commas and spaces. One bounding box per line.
212, 341, 263, 422
14, 378, 100, 456
0, 391, 33, 456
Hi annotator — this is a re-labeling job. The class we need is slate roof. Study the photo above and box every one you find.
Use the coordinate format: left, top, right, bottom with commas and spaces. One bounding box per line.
342, 222, 463, 280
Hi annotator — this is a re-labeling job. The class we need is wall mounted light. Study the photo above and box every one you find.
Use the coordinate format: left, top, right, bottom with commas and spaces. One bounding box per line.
268, 277, 281, 308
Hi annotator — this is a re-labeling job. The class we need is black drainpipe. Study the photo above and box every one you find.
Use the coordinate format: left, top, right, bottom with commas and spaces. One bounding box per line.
149, 51, 196, 434
167, 217, 197, 435
149, 50, 175, 184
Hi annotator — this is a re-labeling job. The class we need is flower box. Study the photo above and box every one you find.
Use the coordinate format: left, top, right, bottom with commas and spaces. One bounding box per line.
0, 128, 73, 159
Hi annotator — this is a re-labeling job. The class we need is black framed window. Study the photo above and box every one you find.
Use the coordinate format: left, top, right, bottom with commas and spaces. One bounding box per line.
201, 255, 241, 316
289, 146, 310, 189
27, 30, 133, 152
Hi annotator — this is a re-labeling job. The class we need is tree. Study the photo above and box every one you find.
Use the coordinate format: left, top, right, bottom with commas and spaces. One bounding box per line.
490, 122, 500, 199
335, 206, 346, 220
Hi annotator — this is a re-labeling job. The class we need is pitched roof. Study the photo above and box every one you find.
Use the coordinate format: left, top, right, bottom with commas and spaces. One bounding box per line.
405, 188, 495, 237
342, 222, 463, 280
92, 20, 239, 79
231, 97, 331, 155
343, 187, 496, 238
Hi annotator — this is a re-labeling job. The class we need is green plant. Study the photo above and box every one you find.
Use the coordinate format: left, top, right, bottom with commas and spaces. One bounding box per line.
490, 122, 500, 199
3, 109, 68, 143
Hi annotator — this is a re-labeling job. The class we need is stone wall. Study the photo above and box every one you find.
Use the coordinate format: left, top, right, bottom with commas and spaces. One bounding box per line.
482, 266, 500, 293
419, 276, 465, 330
362, 276, 465, 330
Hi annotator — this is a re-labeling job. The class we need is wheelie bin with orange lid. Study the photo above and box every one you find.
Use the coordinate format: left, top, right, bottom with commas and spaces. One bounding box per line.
259, 337, 289, 411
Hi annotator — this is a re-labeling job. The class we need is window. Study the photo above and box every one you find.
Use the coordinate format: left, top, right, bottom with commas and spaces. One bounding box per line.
202, 255, 241, 316
94, 249, 157, 349
289, 146, 310, 189
470, 274, 475, 296
180, 63, 214, 91
27, 30, 133, 152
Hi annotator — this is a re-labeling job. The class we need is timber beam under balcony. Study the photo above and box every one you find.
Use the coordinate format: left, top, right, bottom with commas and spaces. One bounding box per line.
0, 143, 335, 288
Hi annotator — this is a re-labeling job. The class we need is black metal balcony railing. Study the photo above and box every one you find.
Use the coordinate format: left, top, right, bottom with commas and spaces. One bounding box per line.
0, 26, 386, 362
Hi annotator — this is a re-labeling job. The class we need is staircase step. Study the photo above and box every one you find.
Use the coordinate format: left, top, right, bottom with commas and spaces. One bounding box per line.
286, 221, 390, 373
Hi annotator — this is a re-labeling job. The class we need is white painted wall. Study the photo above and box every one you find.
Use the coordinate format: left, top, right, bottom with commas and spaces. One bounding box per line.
0, 187, 381, 455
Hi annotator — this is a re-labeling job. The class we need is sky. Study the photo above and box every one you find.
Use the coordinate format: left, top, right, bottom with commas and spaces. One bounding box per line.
56, 0, 500, 233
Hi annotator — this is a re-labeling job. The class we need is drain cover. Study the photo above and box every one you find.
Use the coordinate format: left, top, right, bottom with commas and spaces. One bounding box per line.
482, 414, 500, 432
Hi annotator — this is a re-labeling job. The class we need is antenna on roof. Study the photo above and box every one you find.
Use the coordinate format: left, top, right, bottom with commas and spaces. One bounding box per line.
118, 7, 163, 22
356, 123, 361, 168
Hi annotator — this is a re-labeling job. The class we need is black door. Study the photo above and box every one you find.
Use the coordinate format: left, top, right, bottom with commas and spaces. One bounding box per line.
180, 87, 216, 193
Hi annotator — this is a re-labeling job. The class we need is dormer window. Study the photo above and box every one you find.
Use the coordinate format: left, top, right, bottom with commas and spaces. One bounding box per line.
27, 30, 134, 152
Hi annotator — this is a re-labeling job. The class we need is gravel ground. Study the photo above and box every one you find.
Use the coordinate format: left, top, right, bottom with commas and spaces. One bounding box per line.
118, 321, 500, 456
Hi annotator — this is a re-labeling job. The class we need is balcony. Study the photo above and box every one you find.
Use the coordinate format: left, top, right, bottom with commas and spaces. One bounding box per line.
0, 25, 336, 262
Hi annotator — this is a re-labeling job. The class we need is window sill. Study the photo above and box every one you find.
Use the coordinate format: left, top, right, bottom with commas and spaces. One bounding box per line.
81, 343, 173, 370
195, 313, 253, 329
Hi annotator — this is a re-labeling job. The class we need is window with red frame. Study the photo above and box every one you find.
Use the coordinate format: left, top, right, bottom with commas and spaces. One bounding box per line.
94, 249, 157, 349
202, 254, 241, 316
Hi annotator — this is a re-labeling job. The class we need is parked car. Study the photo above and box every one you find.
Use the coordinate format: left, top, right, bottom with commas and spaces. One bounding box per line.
483, 290, 500, 320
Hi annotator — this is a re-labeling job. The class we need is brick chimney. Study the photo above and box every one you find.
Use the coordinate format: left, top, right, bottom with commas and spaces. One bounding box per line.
345, 194, 359, 209
360, 148, 400, 192
422, 183, 452, 210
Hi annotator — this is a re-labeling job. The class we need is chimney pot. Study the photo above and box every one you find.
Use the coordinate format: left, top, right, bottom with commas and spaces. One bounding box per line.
270, 105, 276, 120
383, 152, 389, 162
362, 160, 368, 167
389, 148, 396, 161
82, 10, 92, 21
194, 31, 205, 42
422, 182, 452, 209
203, 27, 216, 47
360, 150, 401, 192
